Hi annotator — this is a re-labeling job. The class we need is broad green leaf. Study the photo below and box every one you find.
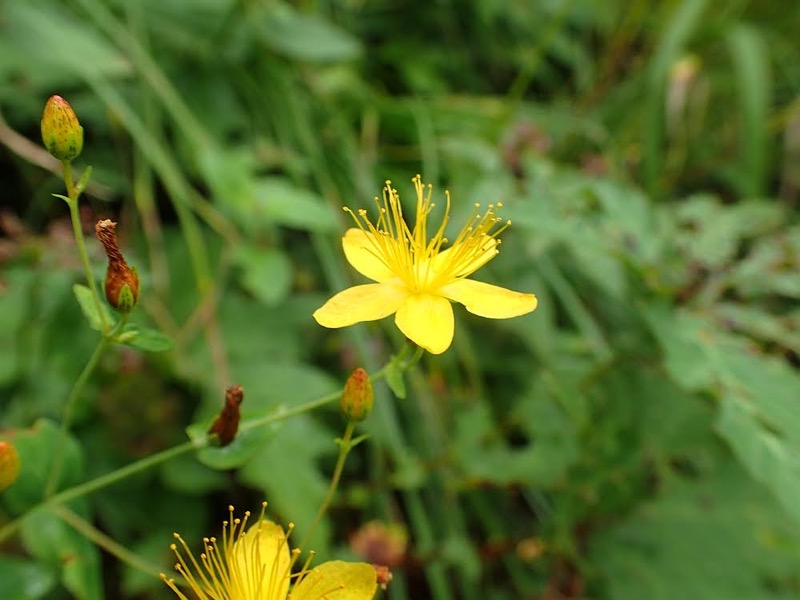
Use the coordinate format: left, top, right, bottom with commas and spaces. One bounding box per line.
159, 453, 228, 495
187, 420, 277, 470
21, 506, 103, 600
453, 392, 579, 487
238, 414, 333, 551
589, 462, 800, 600
716, 392, 800, 526
1, 420, 84, 515
116, 325, 175, 352
640, 303, 714, 390
233, 246, 293, 306
72, 284, 114, 332
0, 556, 57, 600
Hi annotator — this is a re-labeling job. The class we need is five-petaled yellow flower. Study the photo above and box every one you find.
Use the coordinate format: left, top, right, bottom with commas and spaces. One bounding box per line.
313, 176, 538, 354
161, 504, 377, 600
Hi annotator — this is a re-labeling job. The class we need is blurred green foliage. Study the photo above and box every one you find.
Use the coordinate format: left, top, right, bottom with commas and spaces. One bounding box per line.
1, 0, 800, 599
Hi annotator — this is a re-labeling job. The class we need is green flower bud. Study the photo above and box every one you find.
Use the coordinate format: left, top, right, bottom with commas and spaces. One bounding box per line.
41, 95, 84, 161
0, 440, 21, 493
341, 368, 373, 422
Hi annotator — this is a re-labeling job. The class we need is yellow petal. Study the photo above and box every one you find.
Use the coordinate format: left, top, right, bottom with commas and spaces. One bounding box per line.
440, 279, 537, 318
432, 235, 497, 279
291, 561, 377, 600
395, 293, 454, 354
231, 520, 291, 600
343, 229, 396, 283
313, 283, 407, 328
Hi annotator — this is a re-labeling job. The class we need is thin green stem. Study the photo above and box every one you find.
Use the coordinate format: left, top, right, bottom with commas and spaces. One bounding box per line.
298, 421, 357, 551
53, 505, 167, 581
44, 316, 128, 498
0, 379, 373, 544
44, 336, 109, 498
240, 393, 340, 433
63, 161, 108, 334
0, 440, 200, 544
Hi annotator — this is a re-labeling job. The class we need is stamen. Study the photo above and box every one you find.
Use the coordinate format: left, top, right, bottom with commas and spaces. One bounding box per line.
338, 176, 511, 292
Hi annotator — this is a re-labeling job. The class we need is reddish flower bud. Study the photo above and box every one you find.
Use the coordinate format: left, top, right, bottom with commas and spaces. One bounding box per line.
95, 219, 140, 313
208, 385, 244, 447
41, 95, 84, 161
341, 367, 374, 422
0, 440, 21, 492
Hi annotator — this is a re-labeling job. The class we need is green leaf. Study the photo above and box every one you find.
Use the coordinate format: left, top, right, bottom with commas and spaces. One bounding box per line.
1, 419, 84, 514
116, 325, 175, 352
159, 453, 228, 495
384, 357, 407, 400
233, 246, 293, 306
0, 556, 57, 600
640, 303, 714, 390
452, 391, 579, 488
253, 177, 339, 232
716, 392, 800, 526
72, 284, 114, 332
4, 3, 131, 82
0, 268, 33, 385
21, 506, 103, 600
238, 414, 334, 551
187, 420, 277, 470
258, 4, 362, 63
589, 462, 800, 600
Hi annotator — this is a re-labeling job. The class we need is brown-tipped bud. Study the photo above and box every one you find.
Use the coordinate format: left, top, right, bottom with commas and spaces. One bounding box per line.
95, 219, 140, 313
41, 95, 84, 161
341, 368, 373, 422
350, 520, 408, 568
0, 440, 21, 493
208, 385, 244, 446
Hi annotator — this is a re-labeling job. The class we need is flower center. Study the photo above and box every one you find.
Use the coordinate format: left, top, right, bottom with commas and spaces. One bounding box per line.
344, 176, 509, 292
161, 504, 297, 600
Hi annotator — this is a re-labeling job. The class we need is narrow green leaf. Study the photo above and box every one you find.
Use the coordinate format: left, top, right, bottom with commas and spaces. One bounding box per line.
116, 325, 174, 353
726, 24, 771, 197
72, 284, 113, 332
385, 358, 406, 400
258, 4, 362, 63
253, 178, 339, 232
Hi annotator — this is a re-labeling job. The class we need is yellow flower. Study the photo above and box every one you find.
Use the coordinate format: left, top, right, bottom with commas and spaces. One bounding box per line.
162, 505, 377, 600
313, 176, 538, 354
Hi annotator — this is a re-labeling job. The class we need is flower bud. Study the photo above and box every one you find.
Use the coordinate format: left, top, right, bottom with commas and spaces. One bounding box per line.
0, 440, 21, 493
208, 385, 244, 447
95, 219, 140, 313
41, 95, 84, 161
341, 368, 373, 422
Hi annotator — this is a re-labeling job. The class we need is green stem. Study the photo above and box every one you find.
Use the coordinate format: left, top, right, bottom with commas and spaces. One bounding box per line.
298, 421, 357, 551
44, 316, 128, 498
0, 440, 200, 544
63, 161, 108, 334
0, 383, 368, 544
44, 336, 109, 498
53, 505, 167, 580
